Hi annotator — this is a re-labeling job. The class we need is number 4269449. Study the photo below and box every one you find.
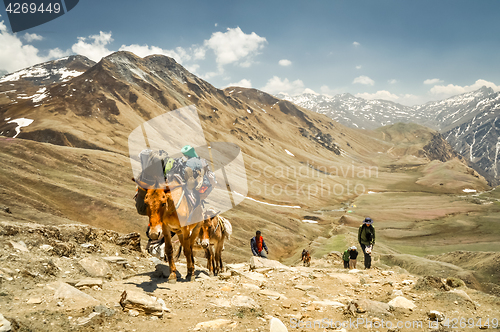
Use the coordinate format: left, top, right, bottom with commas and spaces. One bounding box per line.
5, 2, 61, 14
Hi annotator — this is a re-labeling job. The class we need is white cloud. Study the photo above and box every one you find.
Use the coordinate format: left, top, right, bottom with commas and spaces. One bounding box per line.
356, 90, 399, 102
204, 27, 267, 69
279, 59, 292, 67
424, 78, 443, 85
429, 79, 500, 97
184, 64, 200, 74
261, 76, 305, 95
0, 17, 69, 73
356, 65, 362, 70
388, 79, 398, 84
71, 31, 114, 62
353, 75, 375, 86
226, 79, 252, 88
353, 41, 360, 47
23, 33, 43, 42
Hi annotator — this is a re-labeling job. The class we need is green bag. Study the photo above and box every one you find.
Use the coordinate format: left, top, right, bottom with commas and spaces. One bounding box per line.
164, 157, 175, 176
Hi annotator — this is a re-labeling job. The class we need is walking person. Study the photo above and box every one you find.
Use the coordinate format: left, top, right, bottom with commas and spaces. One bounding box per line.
358, 217, 375, 269
349, 246, 358, 269
342, 247, 350, 269
250, 230, 269, 258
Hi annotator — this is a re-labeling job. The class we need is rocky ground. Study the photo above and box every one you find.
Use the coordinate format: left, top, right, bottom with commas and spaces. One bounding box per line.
0, 221, 499, 332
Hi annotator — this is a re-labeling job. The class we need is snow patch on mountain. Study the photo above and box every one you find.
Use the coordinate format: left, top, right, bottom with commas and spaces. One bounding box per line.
7, 118, 34, 138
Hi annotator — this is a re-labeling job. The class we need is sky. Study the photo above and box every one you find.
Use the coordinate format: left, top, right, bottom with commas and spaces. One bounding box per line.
1, 0, 500, 106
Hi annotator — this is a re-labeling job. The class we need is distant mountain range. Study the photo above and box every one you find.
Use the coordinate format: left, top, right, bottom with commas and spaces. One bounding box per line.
0, 52, 489, 196
277, 88, 500, 184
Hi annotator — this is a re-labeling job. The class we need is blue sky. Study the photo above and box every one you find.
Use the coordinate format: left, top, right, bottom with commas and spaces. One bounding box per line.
1, 0, 499, 105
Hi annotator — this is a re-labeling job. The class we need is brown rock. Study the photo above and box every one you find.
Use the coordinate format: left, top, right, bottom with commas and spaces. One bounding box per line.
119, 290, 164, 316
116, 232, 141, 251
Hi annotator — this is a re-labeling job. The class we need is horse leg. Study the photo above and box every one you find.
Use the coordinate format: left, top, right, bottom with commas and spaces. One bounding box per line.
162, 223, 177, 283
182, 224, 201, 281
204, 247, 214, 276
215, 239, 224, 275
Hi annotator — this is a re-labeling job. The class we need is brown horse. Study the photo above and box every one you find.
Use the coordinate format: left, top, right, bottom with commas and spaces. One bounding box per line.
137, 177, 203, 282
198, 209, 232, 276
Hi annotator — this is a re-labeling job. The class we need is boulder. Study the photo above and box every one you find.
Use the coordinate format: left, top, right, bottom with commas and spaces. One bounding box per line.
250, 257, 290, 270
0, 313, 11, 332
78, 257, 111, 278
119, 290, 164, 316
349, 299, 392, 316
75, 278, 103, 288
270, 317, 288, 332
53, 282, 99, 307
388, 296, 416, 309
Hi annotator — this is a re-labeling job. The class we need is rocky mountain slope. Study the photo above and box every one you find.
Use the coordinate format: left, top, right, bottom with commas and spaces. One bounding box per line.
277, 88, 500, 185
0, 220, 499, 332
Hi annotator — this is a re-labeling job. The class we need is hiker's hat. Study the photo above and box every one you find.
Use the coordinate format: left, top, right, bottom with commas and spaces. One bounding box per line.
363, 217, 373, 225
351, 246, 357, 250
181, 145, 198, 158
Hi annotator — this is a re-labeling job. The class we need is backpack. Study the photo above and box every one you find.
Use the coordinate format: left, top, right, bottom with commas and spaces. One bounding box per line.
365, 226, 373, 242
138, 149, 169, 185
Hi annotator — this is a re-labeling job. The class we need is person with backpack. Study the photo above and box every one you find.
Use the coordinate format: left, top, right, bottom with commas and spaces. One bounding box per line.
342, 247, 350, 269
250, 230, 269, 258
349, 246, 358, 269
358, 217, 375, 269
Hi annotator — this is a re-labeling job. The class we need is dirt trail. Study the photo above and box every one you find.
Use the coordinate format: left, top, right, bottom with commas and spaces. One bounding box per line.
0, 221, 499, 332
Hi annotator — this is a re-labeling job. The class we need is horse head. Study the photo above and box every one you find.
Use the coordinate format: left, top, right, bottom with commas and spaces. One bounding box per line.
134, 178, 173, 241
144, 187, 171, 240
200, 209, 219, 248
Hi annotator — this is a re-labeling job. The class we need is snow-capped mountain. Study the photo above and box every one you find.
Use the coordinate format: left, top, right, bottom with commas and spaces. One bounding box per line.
278, 88, 500, 184
0, 55, 95, 86
414, 87, 498, 131
276, 92, 414, 130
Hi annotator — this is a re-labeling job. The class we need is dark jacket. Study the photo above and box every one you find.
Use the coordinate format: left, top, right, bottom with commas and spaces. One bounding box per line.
250, 236, 268, 256
349, 250, 358, 260
358, 224, 375, 245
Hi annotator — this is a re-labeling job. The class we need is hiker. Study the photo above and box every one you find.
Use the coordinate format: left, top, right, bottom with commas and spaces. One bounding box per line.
358, 217, 375, 269
250, 230, 269, 258
342, 247, 350, 269
301, 249, 308, 262
349, 246, 358, 269
301, 249, 311, 266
